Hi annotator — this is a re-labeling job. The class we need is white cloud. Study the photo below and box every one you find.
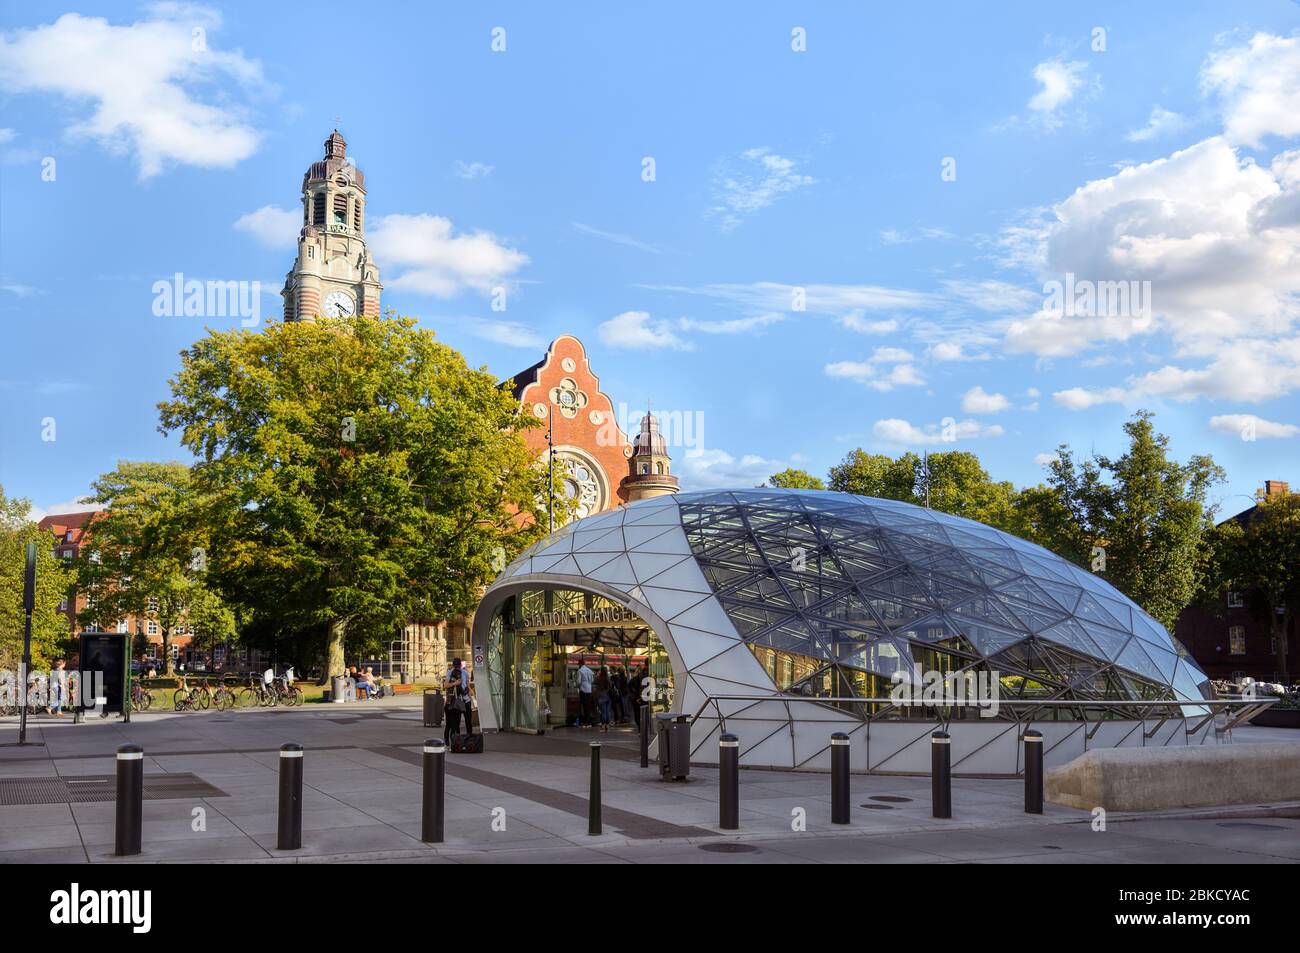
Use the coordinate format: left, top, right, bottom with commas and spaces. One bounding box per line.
872, 418, 1003, 446
678, 313, 784, 335
1209, 413, 1299, 439
708, 147, 815, 232
1125, 106, 1187, 143
0, 7, 264, 177
1033, 452, 1060, 466
572, 222, 662, 254
825, 351, 925, 392
597, 311, 691, 351
961, 386, 1011, 414
1053, 337, 1300, 408
453, 160, 494, 179
0, 128, 14, 145
367, 213, 528, 297
838, 313, 898, 334
674, 447, 789, 490
233, 205, 299, 249
942, 279, 1041, 314
1202, 33, 1300, 147
1027, 58, 1089, 127
1003, 136, 1300, 355
466, 319, 546, 350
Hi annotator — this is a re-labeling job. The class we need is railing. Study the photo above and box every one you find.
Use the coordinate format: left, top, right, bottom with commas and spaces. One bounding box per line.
687, 693, 1278, 739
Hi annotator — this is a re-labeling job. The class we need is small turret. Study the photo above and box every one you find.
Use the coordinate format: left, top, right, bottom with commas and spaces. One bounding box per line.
623, 409, 679, 502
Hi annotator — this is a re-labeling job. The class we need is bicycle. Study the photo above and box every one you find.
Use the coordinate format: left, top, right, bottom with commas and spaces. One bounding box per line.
130, 679, 154, 712
270, 676, 303, 707
236, 675, 273, 708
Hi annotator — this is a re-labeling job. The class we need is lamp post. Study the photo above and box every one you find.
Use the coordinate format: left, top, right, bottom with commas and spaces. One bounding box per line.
546, 408, 555, 535
17, 542, 36, 746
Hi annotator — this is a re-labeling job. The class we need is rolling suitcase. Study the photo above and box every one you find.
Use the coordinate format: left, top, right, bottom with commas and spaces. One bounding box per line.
451, 733, 483, 753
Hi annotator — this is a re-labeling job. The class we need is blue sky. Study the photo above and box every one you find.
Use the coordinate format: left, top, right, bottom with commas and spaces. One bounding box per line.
3, 1, 1299, 521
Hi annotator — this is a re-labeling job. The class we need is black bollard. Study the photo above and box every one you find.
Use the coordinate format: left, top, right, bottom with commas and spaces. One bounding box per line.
1023, 729, 1044, 814
114, 743, 143, 856
931, 730, 951, 819
831, 732, 851, 824
422, 738, 446, 843
277, 742, 303, 850
588, 741, 602, 836
719, 732, 739, 830
639, 709, 650, 768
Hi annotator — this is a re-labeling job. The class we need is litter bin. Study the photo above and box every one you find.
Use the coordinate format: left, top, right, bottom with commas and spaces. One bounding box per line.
654, 712, 691, 781
330, 674, 347, 704
423, 688, 444, 728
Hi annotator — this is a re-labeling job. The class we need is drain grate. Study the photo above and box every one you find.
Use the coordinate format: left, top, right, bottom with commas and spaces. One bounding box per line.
699, 843, 759, 853
869, 795, 913, 803
0, 773, 227, 806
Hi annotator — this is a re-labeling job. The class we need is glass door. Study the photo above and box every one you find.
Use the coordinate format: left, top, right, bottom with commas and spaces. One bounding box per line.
509, 634, 546, 734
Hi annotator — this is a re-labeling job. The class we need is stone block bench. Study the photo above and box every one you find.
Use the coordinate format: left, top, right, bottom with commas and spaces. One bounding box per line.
1046, 742, 1300, 811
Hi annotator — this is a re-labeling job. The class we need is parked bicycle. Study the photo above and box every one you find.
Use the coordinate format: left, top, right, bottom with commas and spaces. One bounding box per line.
130, 678, 154, 712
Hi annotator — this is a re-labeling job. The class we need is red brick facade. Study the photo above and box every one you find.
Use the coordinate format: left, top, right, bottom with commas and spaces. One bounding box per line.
510, 335, 634, 515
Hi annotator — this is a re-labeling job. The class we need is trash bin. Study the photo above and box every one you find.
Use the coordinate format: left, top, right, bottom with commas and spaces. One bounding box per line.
423, 688, 444, 728
330, 674, 347, 704
344, 677, 357, 702
654, 712, 690, 781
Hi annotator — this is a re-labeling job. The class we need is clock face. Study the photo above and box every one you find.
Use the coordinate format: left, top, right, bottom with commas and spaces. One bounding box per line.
322, 290, 355, 317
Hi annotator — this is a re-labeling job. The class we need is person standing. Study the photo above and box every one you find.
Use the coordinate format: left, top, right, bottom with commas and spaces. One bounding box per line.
611, 666, 628, 724
443, 658, 470, 743
576, 658, 595, 728
595, 664, 613, 732
627, 666, 644, 729
47, 659, 68, 716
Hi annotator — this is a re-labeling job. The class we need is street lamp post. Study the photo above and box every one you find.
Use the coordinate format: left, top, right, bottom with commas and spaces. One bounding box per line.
546, 409, 555, 535
17, 542, 36, 746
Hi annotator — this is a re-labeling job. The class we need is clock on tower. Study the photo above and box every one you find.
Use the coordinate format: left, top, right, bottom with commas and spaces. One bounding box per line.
281, 130, 383, 322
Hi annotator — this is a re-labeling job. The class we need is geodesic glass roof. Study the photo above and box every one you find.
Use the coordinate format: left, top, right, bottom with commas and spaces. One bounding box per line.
676, 489, 1212, 711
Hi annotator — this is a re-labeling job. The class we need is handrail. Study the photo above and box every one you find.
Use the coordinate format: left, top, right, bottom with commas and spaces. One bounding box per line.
686, 693, 1276, 730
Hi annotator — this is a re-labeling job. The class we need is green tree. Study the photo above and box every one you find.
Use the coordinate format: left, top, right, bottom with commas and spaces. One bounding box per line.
157, 314, 561, 682
765, 468, 825, 490
827, 450, 915, 500
1023, 412, 1224, 630
186, 582, 238, 667
0, 486, 74, 669
1202, 492, 1300, 681
74, 461, 210, 675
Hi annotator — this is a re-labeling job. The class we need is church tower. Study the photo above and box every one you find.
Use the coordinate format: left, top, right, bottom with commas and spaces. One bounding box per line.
281, 130, 382, 322
622, 410, 679, 502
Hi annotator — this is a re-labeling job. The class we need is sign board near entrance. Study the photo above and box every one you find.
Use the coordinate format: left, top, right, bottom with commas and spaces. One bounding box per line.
519, 605, 639, 631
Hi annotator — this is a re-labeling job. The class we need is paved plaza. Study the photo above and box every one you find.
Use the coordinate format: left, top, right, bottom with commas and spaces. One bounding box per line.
1, 703, 1297, 864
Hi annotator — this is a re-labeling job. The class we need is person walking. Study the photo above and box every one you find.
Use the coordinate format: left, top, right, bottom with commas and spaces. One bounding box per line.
628, 664, 648, 729
443, 658, 471, 743
576, 658, 595, 728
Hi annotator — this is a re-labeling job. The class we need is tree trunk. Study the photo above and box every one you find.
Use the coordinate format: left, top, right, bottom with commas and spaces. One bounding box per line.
1274, 614, 1290, 683
162, 626, 175, 676
325, 617, 347, 681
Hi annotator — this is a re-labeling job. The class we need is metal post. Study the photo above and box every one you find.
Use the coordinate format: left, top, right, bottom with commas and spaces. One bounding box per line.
831, 731, 851, 824
719, 732, 739, 830
1023, 729, 1044, 814
18, 542, 35, 746
588, 741, 602, 835
639, 706, 650, 768
422, 738, 446, 843
547, 411, 554, 535
114, 743, 143, 856
277, 742, 303, 850
931, 730, 951, 819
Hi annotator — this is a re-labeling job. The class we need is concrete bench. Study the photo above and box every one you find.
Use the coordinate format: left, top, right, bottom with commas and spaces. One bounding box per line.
1046, 742, 1300, 812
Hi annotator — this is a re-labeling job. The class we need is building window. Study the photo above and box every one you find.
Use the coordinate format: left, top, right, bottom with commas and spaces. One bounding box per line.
116, 620, 128, 634
58, 598, 68, 612
147, 597, 159, 612
1227, 590, 1244, 608
312, 192, 326, 226
333, 194, 348, 225
353, 200, 362, 231
640, 463, 649, 474
148, 621, 159, 636
65, 531, 73, 543
1229, 626, 1246, 655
